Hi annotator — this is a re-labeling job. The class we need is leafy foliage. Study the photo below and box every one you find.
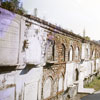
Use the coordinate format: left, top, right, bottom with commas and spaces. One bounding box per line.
84, 76, 100, 91
1, 0, 27, 15
84, 36, 91, 40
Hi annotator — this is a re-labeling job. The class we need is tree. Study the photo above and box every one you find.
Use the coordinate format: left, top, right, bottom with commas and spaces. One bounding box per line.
1, 0, 27, 15
84, 36, 90, 40
1, 1, 15, 12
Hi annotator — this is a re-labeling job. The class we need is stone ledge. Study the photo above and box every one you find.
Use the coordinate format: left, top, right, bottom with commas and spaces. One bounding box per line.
78, 88, 95, 94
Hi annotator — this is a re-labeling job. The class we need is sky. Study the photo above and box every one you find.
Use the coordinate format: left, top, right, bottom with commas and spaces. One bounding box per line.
21, 0, 100, 40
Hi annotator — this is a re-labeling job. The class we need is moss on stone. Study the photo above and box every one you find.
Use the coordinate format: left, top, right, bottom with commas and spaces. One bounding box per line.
84, 76, 100, 91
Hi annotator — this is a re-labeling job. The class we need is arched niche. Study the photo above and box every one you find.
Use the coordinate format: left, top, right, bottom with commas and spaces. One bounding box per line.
86, 48, 88, 59
61, 44, 66, 61
43, 77, 53, 99
92, 50, 95, 59
68, 45, 73, 61
46, 41, 56, 61
53, 80, 58, 95
58, 75, 63, 92
74, 69, 79, 81
75, 47, 80, 60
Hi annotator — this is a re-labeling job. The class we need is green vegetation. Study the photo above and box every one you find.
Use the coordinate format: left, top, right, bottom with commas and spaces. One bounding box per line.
84, 36, 91, 40
1, 0, 27, 15
84, 76, 100, 91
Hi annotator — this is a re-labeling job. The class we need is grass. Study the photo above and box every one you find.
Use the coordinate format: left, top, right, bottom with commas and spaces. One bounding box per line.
84, 76, 100, 91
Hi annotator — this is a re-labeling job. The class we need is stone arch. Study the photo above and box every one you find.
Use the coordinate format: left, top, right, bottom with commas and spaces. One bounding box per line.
52, 41, 55, 61
43, 77, 53, 99
97, 51, 99, 58
61, 44, 66, 61
46, 40, 55, 61
91, 62, 93, 74
68, 45, 73, 61
74, 69, 79, 81
75, 47, 80, 60
92, 50, 95, 59
58, 74, 64, 92
53, 80, 58, 95
86, 48, 88, 59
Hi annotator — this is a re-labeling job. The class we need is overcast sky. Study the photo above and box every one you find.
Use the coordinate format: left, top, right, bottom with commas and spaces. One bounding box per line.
21, 0, 100, 40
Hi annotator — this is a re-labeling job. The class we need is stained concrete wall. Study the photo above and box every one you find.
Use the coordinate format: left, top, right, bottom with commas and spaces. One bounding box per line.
0, 8, 21, 66
0, 7, 100, 100
0, 66, 43, 100
43, 77, 52, 99
0, 8, 48, 66
0, 8, 45, 100
24, 23, 47, 65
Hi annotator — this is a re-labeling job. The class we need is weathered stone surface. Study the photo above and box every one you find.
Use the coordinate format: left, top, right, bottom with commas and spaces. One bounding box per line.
0, 7, 100, 100
0, 8, 20, 65
0, 87, 15, 100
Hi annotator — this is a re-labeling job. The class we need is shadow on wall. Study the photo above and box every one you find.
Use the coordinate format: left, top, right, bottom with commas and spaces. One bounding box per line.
43, 63, 54, 69
75, 68, 79, 81
0, 66, 17, 74
20, 64, 36, 75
